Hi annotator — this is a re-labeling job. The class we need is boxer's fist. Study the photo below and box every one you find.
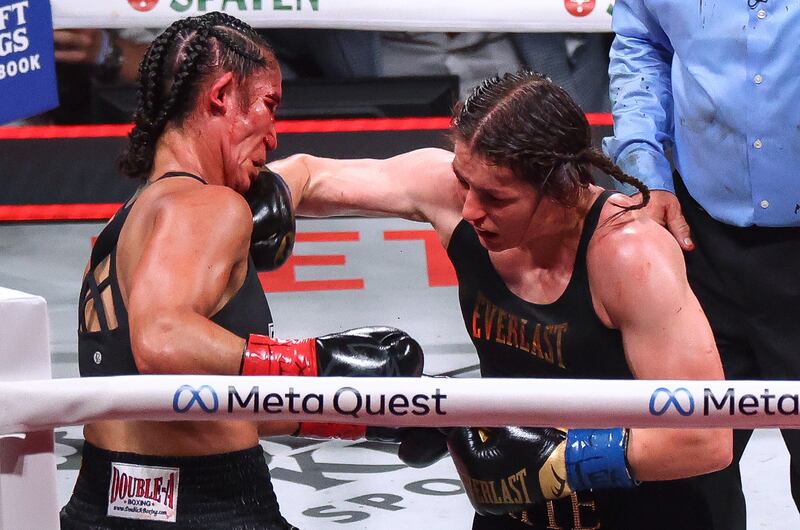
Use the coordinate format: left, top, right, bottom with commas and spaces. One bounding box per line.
315, 327, 423, 377
396, 427, 450, 468
241, 326, 423, 378
447, 426, 636, 516
245, 169, 295, 271
447, 426, 570, 515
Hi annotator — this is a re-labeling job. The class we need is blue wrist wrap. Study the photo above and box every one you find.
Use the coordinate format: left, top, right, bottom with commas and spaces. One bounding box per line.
565, 428, 636, 491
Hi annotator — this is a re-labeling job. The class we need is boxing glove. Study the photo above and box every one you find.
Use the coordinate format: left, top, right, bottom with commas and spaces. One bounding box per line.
447, 426, 636, 516
241, 327, 425, 447
241, 326, 423, 378
396, 427, 450, 468
244, 168, 295, 271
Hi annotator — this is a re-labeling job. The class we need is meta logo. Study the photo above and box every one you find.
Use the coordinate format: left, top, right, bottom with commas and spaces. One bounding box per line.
649, 387, 695, 417
172, 385, 219, 413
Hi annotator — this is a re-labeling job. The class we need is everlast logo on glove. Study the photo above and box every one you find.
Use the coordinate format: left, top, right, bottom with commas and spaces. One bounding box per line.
107, 463, 179, 522
462, 467, 534, 506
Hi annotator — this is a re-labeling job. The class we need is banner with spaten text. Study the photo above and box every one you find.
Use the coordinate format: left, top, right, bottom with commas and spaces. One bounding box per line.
52, 0, 615, 32
0, 0, 58, 125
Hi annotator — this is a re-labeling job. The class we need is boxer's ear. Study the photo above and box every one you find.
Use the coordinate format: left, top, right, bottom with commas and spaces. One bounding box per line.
207, 71, 235, 116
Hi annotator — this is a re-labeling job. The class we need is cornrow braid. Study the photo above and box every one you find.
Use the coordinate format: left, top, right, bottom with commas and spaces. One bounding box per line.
151, 21, 213, 137
118, 12, 275, 180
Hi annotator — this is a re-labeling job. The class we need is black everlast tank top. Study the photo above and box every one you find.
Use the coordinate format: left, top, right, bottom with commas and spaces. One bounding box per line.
78, 172, 273, 376
447, 191, 714, 530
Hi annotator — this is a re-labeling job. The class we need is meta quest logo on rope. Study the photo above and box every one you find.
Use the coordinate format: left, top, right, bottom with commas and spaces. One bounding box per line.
173, 384, 448, 418
0, 1, 58, 124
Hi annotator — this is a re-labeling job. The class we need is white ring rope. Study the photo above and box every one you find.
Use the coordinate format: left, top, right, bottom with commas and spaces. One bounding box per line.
2, 376, 799, 435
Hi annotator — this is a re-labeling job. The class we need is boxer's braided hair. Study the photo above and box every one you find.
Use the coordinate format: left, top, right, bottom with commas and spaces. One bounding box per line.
119, 12, 277, 180
451, 70, 649, 211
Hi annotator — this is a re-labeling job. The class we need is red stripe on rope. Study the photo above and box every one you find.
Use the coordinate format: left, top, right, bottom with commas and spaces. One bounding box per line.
0, 118, 450, 139
0, 203, 122, 222
0, 114, 613, 140
0, 124, 134, 139
278, 117, 451, 133
585, 113, 614, 126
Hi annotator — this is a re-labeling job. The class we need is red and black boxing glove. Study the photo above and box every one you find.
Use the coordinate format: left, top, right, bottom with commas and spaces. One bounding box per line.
242, 326, 423, 441
240, 326, 422, 378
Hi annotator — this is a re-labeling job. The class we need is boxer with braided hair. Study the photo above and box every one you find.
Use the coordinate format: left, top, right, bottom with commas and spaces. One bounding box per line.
267, 70, 732, 529
63, 13, 429, 529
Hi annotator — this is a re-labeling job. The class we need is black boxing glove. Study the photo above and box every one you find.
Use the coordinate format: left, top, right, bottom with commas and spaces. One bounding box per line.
396, 427, 450, 468
244, 168, 295, 271
447, 426, 636, 516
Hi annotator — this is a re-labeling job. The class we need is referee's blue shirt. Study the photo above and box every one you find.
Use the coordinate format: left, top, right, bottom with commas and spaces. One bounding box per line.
602, 0, 800, 227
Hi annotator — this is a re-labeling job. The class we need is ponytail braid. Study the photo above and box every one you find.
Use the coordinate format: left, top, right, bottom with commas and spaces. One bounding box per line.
581, 148, 650, 211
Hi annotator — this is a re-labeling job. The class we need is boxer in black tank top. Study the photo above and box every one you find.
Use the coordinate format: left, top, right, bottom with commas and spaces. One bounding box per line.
449, 191, 715, 529
272, 70, 732, 529
63, 172, 293, 530
61, 14, 300, 529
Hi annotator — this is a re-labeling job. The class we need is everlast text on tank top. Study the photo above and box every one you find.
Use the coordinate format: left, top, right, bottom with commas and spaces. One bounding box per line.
448, 190, 628, 380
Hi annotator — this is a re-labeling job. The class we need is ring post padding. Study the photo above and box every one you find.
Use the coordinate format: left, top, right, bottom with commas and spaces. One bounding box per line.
0, 288, 59, 530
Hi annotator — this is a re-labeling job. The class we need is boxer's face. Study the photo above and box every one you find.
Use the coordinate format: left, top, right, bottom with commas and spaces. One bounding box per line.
453, 142, 540, 251
221, 68, 282, 193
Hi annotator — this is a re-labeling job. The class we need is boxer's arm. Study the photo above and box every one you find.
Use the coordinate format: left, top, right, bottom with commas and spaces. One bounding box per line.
268, 148, 463, 245
590, 221, 732, 481
127, 186, 251, 375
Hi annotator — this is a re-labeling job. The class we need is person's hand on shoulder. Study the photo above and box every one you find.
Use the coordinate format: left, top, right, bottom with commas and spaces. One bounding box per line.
635, 190, 694, 251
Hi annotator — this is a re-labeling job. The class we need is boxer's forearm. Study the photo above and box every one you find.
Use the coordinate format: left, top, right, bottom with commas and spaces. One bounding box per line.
626, 427, 732, 481
131, 309, 246, 375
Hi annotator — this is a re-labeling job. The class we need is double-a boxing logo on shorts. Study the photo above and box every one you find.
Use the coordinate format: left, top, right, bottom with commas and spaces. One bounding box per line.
108, 463, 180, 523
172, 384, 219, 413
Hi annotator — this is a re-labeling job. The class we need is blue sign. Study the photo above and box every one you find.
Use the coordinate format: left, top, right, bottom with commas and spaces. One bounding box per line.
0, 0, 58, 124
